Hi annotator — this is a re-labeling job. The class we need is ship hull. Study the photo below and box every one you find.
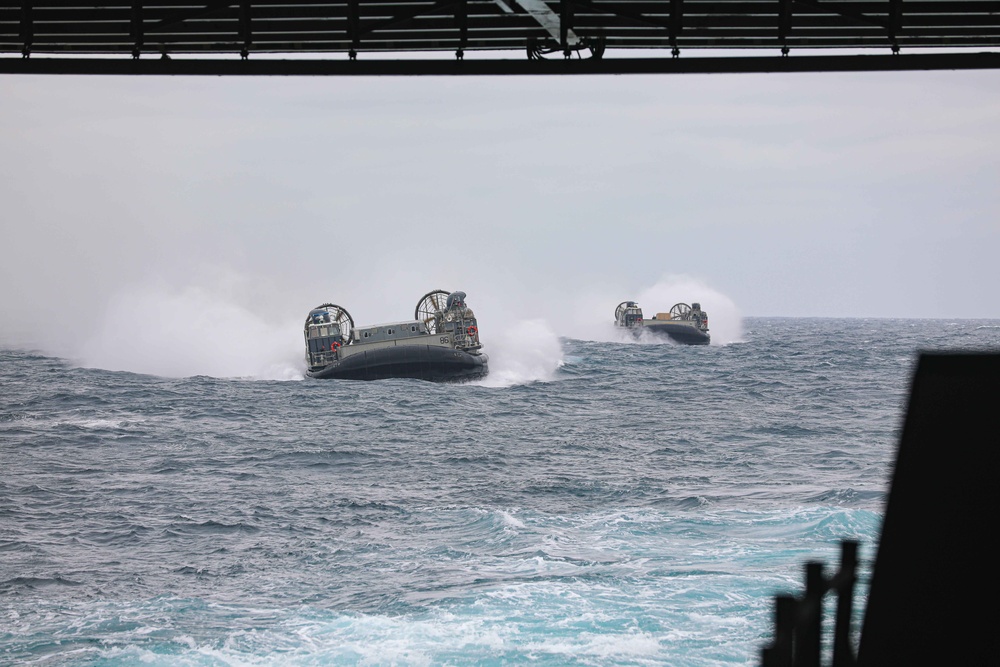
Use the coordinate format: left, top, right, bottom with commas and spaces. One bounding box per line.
641, 321, 711, 345
307, 344, 489, 382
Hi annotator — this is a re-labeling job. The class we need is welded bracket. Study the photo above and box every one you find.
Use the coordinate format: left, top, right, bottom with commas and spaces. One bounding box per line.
348, 0, 359, 58
240, 1, 252, 59
670, 0, 682, 56
456, 0, 468, 59
131, 4, 143, 59
778, 0, 792, 55
20, 1, 32, 58
888, 0, 903, 53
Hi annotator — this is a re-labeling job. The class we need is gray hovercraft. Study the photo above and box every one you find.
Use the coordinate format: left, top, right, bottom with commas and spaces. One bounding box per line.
614, 301, 711, 345
304, 290, 488, 381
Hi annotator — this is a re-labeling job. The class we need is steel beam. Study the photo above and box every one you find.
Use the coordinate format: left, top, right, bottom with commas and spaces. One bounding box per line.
2, 51, 999, 75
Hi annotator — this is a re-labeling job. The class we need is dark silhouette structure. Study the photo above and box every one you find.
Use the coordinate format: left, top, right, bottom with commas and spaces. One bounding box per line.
760, 352, 1000, 667
2, 1, 1000, 75
760, 540, 860, 667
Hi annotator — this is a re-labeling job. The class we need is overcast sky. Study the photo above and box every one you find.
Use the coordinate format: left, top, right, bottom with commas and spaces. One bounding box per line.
1, 66, 998, 376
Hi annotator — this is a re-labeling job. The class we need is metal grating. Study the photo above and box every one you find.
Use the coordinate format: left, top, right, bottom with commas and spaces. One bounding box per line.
2, 1, 1000, 75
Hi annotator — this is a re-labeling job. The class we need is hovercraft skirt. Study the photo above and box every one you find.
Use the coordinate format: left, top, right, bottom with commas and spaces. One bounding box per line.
643, 322, 711, 345
307, 344, 488, 382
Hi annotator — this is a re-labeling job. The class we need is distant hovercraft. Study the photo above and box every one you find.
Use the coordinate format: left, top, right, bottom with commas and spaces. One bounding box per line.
304, 290, 488, 381
615, 301, 711, 345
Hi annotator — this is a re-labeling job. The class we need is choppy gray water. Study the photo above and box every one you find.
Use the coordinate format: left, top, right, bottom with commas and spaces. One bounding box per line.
3, 317, 998, 666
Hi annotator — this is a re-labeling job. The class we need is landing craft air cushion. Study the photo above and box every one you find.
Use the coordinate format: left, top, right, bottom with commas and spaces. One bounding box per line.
615, 301, 711, 345
305, 290, 488, 381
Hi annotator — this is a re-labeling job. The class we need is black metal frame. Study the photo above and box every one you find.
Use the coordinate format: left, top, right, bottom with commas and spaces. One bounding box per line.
760, 540, 860, 667
2, 2, 1000, 75
4, 51, 1000, 75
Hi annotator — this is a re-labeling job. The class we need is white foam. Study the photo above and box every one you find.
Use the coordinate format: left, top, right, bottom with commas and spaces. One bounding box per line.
73, 282, 304, 380
477, 319, 564, 388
